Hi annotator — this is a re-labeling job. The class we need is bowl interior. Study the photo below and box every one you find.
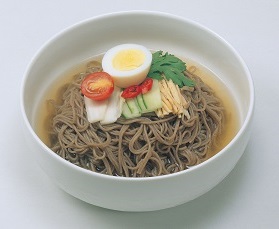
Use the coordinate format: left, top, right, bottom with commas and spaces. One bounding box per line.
22, 11, 252, 167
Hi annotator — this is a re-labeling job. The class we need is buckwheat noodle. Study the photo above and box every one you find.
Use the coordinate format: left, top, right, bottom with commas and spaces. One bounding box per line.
49, 61, 224, 177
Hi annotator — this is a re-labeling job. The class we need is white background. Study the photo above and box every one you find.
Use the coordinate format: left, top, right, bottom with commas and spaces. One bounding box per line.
1, 0, 278, 228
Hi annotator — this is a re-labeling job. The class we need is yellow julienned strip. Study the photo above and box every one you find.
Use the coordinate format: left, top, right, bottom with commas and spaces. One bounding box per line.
155, 79, 190, 118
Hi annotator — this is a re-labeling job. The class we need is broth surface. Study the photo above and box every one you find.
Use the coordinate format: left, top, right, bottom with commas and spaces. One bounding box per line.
36, 54, 239, 162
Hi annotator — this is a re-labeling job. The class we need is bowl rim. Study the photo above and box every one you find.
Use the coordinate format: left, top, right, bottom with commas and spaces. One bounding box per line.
20, 10, 255, 182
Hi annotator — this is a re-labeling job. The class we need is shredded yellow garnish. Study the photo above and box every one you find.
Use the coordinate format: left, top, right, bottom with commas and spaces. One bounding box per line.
155, 78, 190, 119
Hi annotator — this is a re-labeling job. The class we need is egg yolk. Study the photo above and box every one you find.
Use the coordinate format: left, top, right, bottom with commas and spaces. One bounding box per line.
113, 49, 145, 71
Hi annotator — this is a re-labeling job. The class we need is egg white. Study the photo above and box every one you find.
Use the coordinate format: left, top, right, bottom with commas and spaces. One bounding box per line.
102, 44, 152, 88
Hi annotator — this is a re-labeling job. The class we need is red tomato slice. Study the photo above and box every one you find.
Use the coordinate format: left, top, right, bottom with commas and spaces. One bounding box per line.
140, 78, 153, 94
81, 72, 114, 101
121, 85, 142, 99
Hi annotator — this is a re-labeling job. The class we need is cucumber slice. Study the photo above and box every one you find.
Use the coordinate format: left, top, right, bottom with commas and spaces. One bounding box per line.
136, 94, 150, 113
122, 102, 141, 119
126, 98, 141, 115
142, 79, 162, 111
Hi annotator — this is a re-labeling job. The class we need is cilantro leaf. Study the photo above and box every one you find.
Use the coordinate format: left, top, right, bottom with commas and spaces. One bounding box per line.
147, 51, 195, 87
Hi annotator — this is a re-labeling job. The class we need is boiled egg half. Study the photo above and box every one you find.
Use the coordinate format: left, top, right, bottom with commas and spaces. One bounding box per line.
102, 44, 152, 88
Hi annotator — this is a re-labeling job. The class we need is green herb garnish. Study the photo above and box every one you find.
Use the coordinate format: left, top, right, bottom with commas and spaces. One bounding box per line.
147, 51, 195, 87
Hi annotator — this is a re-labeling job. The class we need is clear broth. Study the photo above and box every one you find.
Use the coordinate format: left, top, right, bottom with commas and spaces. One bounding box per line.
36, 55, 239, 161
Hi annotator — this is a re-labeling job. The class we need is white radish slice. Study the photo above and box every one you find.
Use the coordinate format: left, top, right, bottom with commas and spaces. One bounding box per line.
100, 87, 124, 124
84, 96, 108, 123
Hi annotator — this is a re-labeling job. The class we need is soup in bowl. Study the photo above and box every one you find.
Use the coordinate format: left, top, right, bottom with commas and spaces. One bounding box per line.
20, 11, 254, 211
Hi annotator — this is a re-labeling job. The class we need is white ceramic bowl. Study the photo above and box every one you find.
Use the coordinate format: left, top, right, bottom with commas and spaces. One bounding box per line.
20, 11, 254, 212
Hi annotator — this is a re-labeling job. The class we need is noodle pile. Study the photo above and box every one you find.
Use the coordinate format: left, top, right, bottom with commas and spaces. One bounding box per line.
49, 61, 224, 177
